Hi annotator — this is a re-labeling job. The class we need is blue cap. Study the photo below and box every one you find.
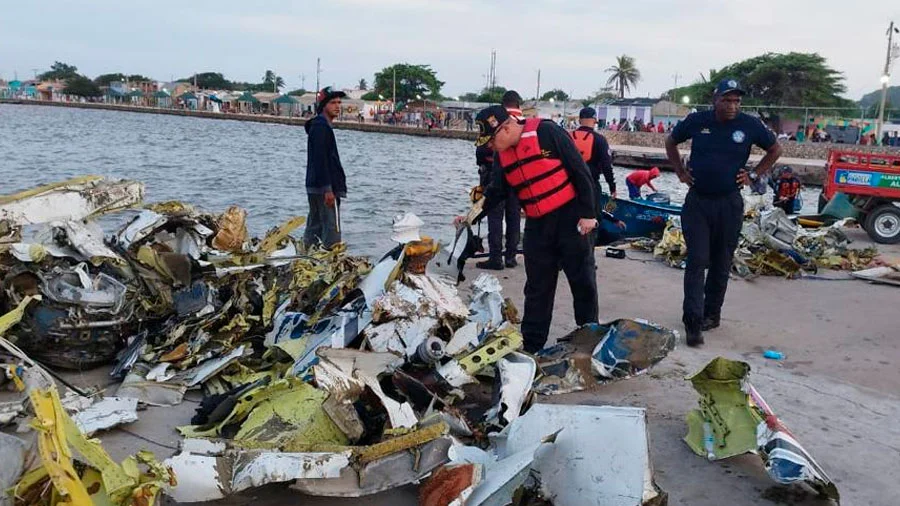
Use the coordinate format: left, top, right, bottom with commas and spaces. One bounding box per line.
714, 79, 746, 96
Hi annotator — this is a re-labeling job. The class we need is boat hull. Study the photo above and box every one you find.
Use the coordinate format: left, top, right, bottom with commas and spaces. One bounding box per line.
598, 194, 682, 240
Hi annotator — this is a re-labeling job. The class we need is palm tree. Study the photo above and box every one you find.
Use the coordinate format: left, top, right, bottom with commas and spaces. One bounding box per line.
262, 70, 284, 92
605, 55, 641, 98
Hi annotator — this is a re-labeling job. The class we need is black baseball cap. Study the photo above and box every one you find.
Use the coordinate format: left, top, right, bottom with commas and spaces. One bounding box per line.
474, 105, 510, 147
714, 79, 746, 96
316, 86, 347, 113
579, 107, 597, 119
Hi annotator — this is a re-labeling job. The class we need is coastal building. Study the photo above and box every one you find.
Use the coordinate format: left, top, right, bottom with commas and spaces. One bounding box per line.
651, 100, 691, 127
594, 98, 657, 126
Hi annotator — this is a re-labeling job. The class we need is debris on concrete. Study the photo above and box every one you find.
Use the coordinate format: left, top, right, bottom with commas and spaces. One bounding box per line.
684, 357, 839, 501
633, 207, 881, 278
11, 387, 175, 506
589, 319, 677, 380
851, 264, 900, 286
71, 396, 139, 436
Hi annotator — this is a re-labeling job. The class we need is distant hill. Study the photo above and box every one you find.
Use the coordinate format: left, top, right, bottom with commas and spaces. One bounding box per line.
859, 86, 900, 108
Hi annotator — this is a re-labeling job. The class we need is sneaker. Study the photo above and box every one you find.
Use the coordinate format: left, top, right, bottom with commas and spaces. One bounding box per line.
701, 316, 720, 331
505, 257, 518, 268
476, 259, 504, 270
686, 328, 704, 347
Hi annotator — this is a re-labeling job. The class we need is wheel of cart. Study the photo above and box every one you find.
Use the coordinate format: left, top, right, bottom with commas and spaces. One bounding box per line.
864, 204, 900, 244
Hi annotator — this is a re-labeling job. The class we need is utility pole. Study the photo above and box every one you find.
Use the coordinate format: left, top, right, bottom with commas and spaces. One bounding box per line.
315, 58, 321, 92
392, 66, 396, 112
300, 74, 306, 91
488, 50, 497, 102
536, 69, 541, 101
876, 21, 898, 144
315, 58, 322, 112
671, 73, 681, 101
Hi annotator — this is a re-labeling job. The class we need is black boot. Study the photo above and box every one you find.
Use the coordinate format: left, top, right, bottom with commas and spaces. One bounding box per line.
701, 316, 720, 331
505, 257, 518, 268
686, 327, 704, 347
476, 258, 504, 270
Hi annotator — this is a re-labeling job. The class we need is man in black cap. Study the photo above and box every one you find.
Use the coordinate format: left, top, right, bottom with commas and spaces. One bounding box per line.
476, 90, 524, 270
665, 79, 782, 346
571, 106, 620, 245
456, 105, 602, 354
304, 86, 348, 248
571, 107, 617, 199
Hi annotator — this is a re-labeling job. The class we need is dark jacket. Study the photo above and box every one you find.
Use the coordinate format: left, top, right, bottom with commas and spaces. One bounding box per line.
305, 114, 347, 196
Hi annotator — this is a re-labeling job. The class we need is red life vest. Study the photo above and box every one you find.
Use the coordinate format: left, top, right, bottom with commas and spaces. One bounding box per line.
497, 118, 577, 218
569, 129, 594, 162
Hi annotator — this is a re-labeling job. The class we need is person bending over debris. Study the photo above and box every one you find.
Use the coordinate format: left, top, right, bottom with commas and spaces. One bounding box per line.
665, 79, 782, 347
304, 86, 348, 249
456, 105, 604, 354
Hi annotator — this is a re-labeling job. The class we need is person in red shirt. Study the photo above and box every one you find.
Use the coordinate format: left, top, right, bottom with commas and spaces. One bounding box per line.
625, 167, 660, 199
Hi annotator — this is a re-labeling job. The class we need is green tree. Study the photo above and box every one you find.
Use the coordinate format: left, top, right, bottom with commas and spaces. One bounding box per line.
588, 86, 618, 103
667, 53, 852, 108
541, 89, 569, 102
179, 72, 232, 90
94, 73, 127, 86
126, 74, 153, 83
63, 75, 102, 97
371, 63, 445, 103
605, 55, 641, 98
358, 78, 368, 90
477, 86, 508, 103
458, 92, 481, 102
39, 61, 79, 81
287, 88, 308, 97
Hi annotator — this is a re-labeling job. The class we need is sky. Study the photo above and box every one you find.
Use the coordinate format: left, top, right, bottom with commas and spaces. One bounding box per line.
1, 1, 898, 101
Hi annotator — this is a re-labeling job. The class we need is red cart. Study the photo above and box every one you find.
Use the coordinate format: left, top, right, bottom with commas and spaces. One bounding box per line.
820, 149, 900, 244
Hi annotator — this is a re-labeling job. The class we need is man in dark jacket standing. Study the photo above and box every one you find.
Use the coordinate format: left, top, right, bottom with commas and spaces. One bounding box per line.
304, 87, 347, 248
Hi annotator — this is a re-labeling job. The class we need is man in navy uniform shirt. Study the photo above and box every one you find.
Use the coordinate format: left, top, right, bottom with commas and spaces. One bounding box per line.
665, 79, 782, 347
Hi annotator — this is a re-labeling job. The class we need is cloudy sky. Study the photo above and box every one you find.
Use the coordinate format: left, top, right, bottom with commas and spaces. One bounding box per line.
2, 1, 897, 100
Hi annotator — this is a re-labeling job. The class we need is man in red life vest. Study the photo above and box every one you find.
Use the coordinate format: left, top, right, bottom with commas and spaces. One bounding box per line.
455, 105, 603, 353
772, 166, 801, 214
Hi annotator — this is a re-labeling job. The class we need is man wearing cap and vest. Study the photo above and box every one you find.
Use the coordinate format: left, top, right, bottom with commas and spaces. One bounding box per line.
571, 107, 617, 199
666, 79, 782, 346
456, 105, 603, 354
304, 86, 348, 249
571, 106, 620, 245
475, 91, 525, 270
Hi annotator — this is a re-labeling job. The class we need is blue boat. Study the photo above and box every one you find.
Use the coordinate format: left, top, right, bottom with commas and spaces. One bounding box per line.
598, 193, 682, 240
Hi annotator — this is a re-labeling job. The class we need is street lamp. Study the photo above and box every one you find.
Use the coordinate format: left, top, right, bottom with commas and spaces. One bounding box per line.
881, 74, 890, 84
682, 95, 690, 104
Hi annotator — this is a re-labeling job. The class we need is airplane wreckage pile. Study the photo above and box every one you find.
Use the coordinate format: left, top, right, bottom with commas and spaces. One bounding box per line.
0, 178, 839, 505
630, 197, 884, 280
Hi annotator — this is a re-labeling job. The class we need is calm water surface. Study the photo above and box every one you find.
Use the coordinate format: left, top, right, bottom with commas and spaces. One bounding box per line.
0, 105, 815, 257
